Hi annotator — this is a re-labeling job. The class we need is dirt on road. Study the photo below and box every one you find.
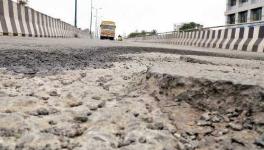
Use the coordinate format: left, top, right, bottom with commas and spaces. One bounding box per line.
0, 45, 263, 150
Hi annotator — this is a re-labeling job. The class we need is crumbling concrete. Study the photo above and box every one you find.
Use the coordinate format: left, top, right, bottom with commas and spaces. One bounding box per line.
0, 38, 263, 149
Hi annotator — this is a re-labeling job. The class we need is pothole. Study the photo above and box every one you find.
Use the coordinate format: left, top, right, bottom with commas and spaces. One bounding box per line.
142, 70, 264, 150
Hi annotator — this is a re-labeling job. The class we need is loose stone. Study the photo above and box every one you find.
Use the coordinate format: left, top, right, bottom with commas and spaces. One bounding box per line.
228, 123, 243, 131
138, 137, 147, 143
92, 96, 101, 101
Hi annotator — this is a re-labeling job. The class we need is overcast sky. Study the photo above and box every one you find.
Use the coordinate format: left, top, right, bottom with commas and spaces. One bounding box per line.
26, 0, 226, 36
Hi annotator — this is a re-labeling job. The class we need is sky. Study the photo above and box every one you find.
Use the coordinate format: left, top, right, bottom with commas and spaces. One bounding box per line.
24, 0, 226, 36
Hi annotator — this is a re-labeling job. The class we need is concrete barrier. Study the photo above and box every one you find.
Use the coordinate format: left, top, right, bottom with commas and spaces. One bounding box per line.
0, 0, 80, 38
130, 25, 264, 53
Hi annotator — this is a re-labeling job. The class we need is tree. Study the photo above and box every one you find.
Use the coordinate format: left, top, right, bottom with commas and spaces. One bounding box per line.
128, 31, 141, 38
141, 30, 146, 36
179, 22, 203, 31
128, 29, 158, 38
17, 0, 28, 6
150, 29, 157, 35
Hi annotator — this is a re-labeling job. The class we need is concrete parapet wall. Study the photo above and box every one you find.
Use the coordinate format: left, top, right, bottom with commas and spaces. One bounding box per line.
130, 25, 264, 53
0, 0, 80, 38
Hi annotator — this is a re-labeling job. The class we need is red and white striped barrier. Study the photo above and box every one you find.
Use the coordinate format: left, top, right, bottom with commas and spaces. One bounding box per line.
0, 0, 80, 38
130, 25, 264, 53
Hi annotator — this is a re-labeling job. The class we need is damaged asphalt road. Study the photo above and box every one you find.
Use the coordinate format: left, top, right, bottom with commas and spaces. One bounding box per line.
0, 37, 263, 150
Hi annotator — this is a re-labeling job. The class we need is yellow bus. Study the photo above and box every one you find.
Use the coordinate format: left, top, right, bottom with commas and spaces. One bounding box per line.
100, 21, 116, 40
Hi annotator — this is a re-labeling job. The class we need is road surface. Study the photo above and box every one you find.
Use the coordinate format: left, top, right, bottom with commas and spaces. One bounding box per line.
0, 37, 263, 150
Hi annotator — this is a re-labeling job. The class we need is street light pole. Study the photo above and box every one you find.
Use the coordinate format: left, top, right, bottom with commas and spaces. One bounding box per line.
95, 9, 99, 38
94, 8, 102, 38
89, 0, 93, 35
74, 0, 77, 27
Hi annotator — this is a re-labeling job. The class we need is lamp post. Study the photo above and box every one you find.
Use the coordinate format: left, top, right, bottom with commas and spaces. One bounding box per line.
74, 0, 77, 27
94, 8, 102, 38
89, 0, 93, 35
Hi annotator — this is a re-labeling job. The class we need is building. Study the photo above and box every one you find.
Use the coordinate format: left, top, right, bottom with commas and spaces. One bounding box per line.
173, 23, 184, 31
225, 0, 264, 25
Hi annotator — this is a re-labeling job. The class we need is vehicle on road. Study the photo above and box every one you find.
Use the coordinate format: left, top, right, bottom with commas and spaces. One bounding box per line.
100, 21, 116, 40
117, 35, 123, 41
